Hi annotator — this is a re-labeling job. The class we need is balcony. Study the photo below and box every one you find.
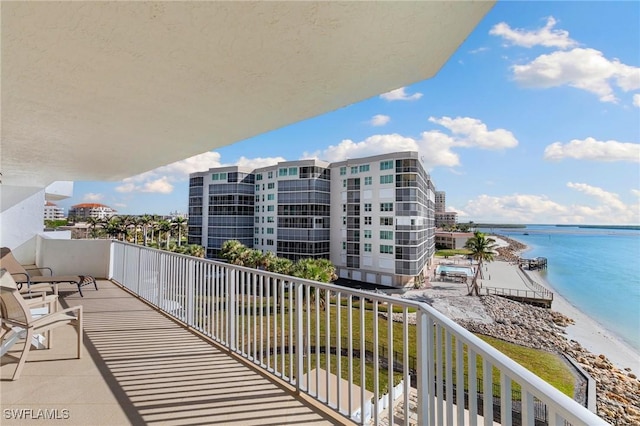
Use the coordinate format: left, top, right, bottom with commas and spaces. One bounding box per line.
2, 240, 606, 425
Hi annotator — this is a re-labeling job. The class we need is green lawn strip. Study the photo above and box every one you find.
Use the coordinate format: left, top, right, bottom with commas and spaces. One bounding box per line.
476, 335, 574, 397
193, 294, 574, 399
435, 249, 472, 257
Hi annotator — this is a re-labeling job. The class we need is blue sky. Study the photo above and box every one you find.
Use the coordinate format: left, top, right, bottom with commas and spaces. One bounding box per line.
59, 1, 640, 225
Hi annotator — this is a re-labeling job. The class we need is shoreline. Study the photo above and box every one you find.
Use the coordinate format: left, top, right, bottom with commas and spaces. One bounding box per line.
498, 234, 640, 375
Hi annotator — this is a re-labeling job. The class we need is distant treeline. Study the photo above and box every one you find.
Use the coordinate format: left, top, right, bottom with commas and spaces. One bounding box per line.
474, 223, 526, 229
555, 224, 640, 231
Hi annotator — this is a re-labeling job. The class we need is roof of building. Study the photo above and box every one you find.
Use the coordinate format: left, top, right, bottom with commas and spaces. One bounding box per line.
71, 203, 113, 209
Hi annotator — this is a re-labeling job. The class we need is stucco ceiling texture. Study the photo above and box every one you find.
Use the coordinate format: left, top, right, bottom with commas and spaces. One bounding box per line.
1, 1, 494, 187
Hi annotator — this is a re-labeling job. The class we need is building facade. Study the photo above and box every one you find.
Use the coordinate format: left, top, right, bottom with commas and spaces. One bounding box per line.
188, 166, 255, 258
188, 152, 436, 288
330, 152, 435, 287
68, 203, 116, 221
253, 160, 331, 261
434, 190, 458, 227
44, 201, 65, 220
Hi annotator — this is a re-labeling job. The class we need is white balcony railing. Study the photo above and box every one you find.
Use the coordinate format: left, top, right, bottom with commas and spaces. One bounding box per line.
110, 241, 606, 426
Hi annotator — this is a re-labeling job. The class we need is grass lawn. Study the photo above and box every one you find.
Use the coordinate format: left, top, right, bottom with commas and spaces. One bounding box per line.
194, 292, 575, 398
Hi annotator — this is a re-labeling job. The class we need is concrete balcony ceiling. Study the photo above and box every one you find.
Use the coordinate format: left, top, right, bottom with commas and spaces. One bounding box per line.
1, 1, 494, 187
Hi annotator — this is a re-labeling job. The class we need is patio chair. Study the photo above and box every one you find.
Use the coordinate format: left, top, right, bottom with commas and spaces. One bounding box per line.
0, 247, 97, 297
0, 270, 82, 381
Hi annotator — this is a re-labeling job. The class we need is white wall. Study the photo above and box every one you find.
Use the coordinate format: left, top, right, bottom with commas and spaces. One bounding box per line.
0, 185, 46, 264
36, 236, 112, 278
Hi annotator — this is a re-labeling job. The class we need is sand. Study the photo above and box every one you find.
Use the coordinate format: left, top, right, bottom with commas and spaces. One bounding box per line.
417, 235, 639, 376
527, 268, 640, 375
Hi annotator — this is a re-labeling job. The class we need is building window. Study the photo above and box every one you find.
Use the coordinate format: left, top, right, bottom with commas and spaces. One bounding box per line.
267, 205, 274, 212
267, 239, 274, 246
267, 228, 274, 234
254, 227, 259, 233
380, 202, 393, 212
380, 217, 393, 226
364, 243, 372, 252
380, 174, 393, 184
267, 216, 274, 223
255, 184, 260, 191
380, 230, 393, 240
279, 168, 288, 177
364, 203, 372, 212
350, 166, 358, 174
267, 194, 275, 201
289, 167, 298, 176
268, 171, 273, 179
256, 173, 263, 181
364, 230, 372, 239
364, 216, 372, 225
380, 160, 393, 170
364, 176, 372, 185
268, 182, 275, 189
343, 179, 347, 188
255, 238, 260, 245
255, 217, 260, 223
342, 216, 347, 225
340, 167, 347, 175
212, 173, 219, 181
380, 245, 394, 254
359, 164, 370, 172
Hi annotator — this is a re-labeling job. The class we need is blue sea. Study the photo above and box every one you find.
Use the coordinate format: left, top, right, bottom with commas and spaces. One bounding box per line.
481, 225, 640, 352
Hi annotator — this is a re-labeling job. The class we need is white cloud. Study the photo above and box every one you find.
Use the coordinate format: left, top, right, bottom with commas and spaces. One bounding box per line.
462, 185, 639, 224
511, 48, 640, 102
235, 156, 287, 169
141, 177, 173, 194
369, 114, 390, 126
83, 193, 104, 202
544, 137, 640, 162
304, 117, 517, 170
380, 87, 423, 101
115, 151, 286, 194
469, 47, 489, 54
633, 94, 640, 107
429, 116, 518, 150
632, 189, 640, 197
489, 16, 577, 49
566, 182, 627, 211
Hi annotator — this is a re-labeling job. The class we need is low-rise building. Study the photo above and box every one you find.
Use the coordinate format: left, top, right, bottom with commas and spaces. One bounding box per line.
68, 203, 117, 221
44, 201, 65, 220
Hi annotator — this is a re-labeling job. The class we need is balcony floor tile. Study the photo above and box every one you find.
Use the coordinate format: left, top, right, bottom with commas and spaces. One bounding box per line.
1, 280, 343, 425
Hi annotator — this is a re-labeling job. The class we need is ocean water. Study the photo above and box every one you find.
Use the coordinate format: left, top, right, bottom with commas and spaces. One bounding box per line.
481, 225, 640, 352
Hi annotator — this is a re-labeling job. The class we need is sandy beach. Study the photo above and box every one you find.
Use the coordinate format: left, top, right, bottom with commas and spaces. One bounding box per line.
488, 235, 638, 375
526, 267, 640, 375
406, 235, 640, 423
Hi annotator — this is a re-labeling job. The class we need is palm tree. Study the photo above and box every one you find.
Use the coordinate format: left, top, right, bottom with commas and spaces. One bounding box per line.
157, 220, 172, 250
172, 216, 187, 247
292, 258, 337, 310
464, 231, 497, 296
86, 216, 101, 239
139, 214, 152, 246
220, 240, 248, 264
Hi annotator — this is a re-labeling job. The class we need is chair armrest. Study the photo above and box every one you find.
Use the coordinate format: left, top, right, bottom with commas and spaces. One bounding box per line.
9, 272, 30, 290
31, 305, 82, 327
25, 267, 53, 277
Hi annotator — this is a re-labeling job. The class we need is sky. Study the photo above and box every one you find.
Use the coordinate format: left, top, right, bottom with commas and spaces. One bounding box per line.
58, 1, 640, 225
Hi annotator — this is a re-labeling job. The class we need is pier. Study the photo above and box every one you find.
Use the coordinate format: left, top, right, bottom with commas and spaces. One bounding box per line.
481, 260, 554, 308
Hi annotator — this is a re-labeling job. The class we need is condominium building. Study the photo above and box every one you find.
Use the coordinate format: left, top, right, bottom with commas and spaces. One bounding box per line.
434, 190, 458, 227
188, 166, 255, 258
254, 160, 331, 261
44, 201, 65, 220
68, 203, 117, 221
330, 152, 435, 287
188, 152, 436, 288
